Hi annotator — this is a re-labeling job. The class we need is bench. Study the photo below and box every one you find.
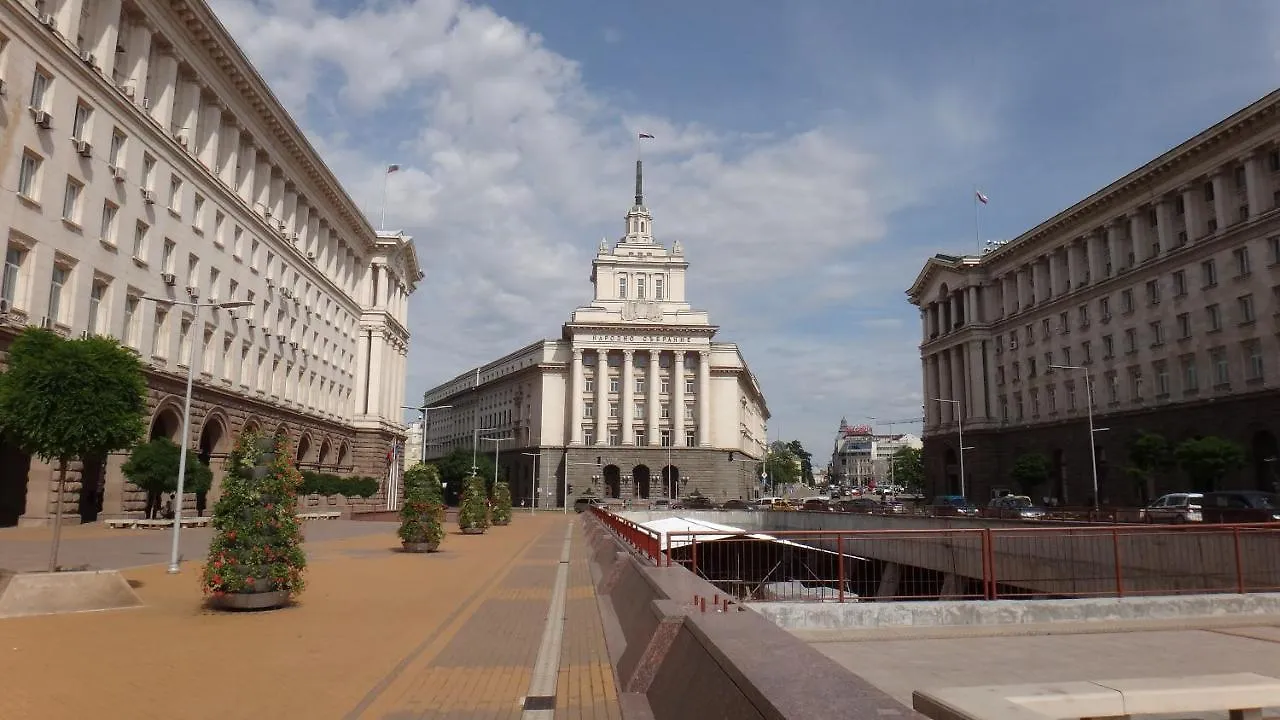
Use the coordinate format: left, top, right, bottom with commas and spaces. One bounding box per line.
103, 517, 212, 530
295, 512, 341, 521
913, 672, 1280, 720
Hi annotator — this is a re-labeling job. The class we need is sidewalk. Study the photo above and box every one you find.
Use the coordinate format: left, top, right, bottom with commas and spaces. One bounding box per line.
0, 513, 621, 720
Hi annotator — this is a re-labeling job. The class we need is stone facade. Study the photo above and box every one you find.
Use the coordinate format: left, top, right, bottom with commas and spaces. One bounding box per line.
423, 159, 770, 506
0, 1, 419, 526
907, 90, 1280, 506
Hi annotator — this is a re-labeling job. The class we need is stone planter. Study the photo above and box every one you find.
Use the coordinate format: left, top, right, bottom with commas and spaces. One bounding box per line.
492, 518, 510, 526
210, 589, 290, 611
461, 527, 486, 535
307, 494, 320, 507
401, 540, 440, 553
326, 496, 338, 506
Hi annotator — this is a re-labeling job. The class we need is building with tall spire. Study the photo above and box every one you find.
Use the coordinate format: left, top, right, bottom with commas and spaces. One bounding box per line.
421, 159, 770, 506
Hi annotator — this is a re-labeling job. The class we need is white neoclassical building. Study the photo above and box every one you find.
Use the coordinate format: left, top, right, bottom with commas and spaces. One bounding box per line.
0, 0, 420, 527
424, 162, 769, 505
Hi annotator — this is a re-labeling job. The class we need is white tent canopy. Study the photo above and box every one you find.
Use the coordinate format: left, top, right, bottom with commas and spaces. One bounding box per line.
637, 516, 865, 560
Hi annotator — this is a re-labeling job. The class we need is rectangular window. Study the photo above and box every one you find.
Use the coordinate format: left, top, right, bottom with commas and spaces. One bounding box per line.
685, 430, 696, 447
1270, 236, 1280, 266
18, 151, 41, 199
584, 402, 594, 419
1058, 311, 1069, 334
1211, 348, 1229, 386
192, 194, 205, 231
1155, 361, 1170, 396
1182, 356, 1198, 392
660, 378, 670, 393
1129, 368, 1144, 401
1099, 297, 1111, 321
1201, 259, 1217, 287
208, 267, 221, 299
1102, 335, 1114, 359
1077, 304, 1090, 328
1207, 303, 1222, 332
1145, 279, 1160, 306
29, 68, 50, 109
142, 154, 156, 190
608, 402, 618, 418
133, 222, 149, 260
168, 175, 182, 214
100, 201, 118, 246
61, 177, 83, 223
72, 101, 92, 141
1149, 321, 1164, 347
1124, 328, 1137, 354
1106, 372, 1119, 404
608, 431, 619, 446
162, 239, 176, 273
109, 129, 125, 167
1177, 312, 1191, 339
123, 295, 139, 347
1245, 341, 1265, 381
635, 377, 645, 393
608, 377, 619, 393
1062, 346, 1072, 365
1120, 288, 1134, 313
1046, 384, 1057, 412
684, 404, 694, 420
685, 379, 695, 394
87, 280, 106, 335
1233, 246, 1251, 277
636, 276, 646, 299
1238, 294, 1255, 324
1066, 383, 1077, 410
250, 237, 260, 267
618, 276, 627, 298
584, 376, 594, 393
179, 319, 192, 366
583, 428, 595, 446
660, 403, 670, 418
48, 266, 68, 324
1082, 341, 1092, 364
655, 276, 664, 301
2, 246, 26, 306
1041, 318, 1051, 339
634, 403, 645, 420
1172, 270, 1186, 297
660, 429, 671, 447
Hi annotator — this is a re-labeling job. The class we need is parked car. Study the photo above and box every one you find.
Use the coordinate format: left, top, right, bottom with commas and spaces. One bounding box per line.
879, 499, 908, 514
930, 495, 980, 517
837, 497, 881, 513
720, 499, 754, 511
1199, 491, 1280, 523
800, 499, 831, 512
681, 494, 715, 510
987, 494, 1048, 520
573, 497, 607, 514
1142, 492, 1204, 523
769, 499, 798, 511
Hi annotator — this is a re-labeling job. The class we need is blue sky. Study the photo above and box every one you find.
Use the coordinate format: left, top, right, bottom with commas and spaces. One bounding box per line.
211, 0, 1279, 460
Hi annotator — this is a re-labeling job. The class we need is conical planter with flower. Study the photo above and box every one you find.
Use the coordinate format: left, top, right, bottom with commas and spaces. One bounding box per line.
201, 431, 307, 611
458, 474, 490, 535
399, 463, 445, 552
491, 481, 512, 526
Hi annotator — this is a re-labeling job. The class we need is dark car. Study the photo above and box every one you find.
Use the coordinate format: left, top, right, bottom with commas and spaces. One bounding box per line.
837, 498, 881, 513
681, 494, 715, 510
572, 497, 606, 514
720, 499, 754, 511
1200, 491, 1280, 523
930, 495, 980, 517
800, 499, 831, 512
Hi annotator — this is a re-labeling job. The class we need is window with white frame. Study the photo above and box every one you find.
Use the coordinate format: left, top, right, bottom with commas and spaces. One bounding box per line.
655, 276, 664, 301
168, 175, 182, 214
47, 264, 69, 324
609, 402, 618, 418
192, 194, 205, 232
609, 376, 619, 393
635, 377, 645, 393
142, 154, 156, 190
1182, 355, 1198, 392
1233, 246, 1251, 277
151, 308, 169, 357
584, 374, 594, 392
18, 151, 41, 200
635, 428, 646, 445
161, 239, 175, 273
636, 275, 646, 299
208, 267, 220, 299
1211, 347, 1229, 386
100, 201, 118, 246
684, 430, 696, 447
618, 275, 627, 298
1244, 340, 1265, 381
109, 129, 125, 167
123, 295, 139, 347
179, 319, 192, 366
660, 403, 670, 418
684, 378, 694, 394
584, 402, 594, 419
87, 279, 106, 335
660, 429, 671, 447
660, 377, 669, 393
634, 403, 645, 420
583, 428, 595, 445
61, 176, 83, 224
72, 101, 92, 141
608, 431, 619, 446
684, 403, 694, 420
201, 330, 214, 374
29, 67, 51, 110
2, 245, 27, 307
133, 221, 149, 260
1201, 259, 1217, 288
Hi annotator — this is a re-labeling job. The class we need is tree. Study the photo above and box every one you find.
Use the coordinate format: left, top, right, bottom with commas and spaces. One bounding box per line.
492, 481, 512, 525
398, 463, 445, 551
1175, 436, 1246, 493
202, 430, 307, 599
785, 440, 815, 484
0, 329, 147, 571
764, 441, 800, 491
433, 448, 501, 503
458, 474, 490, 533
1126, 431, 1173, 504
120, 438, 214, 518
1010, 453, 1051, 496
890, 446, 924, 492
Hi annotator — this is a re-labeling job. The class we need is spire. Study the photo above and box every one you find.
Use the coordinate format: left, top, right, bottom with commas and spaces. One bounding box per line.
634, 159, 644, 207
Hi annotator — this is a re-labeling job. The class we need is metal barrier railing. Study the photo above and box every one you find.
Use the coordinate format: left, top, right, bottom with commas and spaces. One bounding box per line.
589, 508, 1280, 603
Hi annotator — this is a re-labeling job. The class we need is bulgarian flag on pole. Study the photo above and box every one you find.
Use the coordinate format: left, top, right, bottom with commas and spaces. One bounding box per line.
975, 190, 989, 204
638, 132, 654, 139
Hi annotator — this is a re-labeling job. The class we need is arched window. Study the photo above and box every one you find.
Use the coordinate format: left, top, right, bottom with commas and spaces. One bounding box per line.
618, 275, 628, 298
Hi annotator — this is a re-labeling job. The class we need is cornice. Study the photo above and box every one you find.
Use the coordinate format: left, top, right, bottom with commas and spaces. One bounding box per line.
165, 0, 378, 248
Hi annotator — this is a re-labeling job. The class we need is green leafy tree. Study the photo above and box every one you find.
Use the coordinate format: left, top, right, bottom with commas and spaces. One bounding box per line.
458, 474, 490, 532
1126, 431, 1174, 504
765, 441, 800, 491
492, 481, 512, 525
0, 329, 147, 571
1175, 436, 1246, 493
120, 437, 213, 518
785, 440, 815, 485
398, 463, 445, 549
202, 431, 307, 598
890, 446, 924, 492
434, 448, 501, 503
1010, 453, 1051, 496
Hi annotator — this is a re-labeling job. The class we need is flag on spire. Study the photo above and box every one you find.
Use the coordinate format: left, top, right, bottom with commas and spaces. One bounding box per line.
975, 190, 989, 205
386, 164, 401, 174
638, 132, 655, 139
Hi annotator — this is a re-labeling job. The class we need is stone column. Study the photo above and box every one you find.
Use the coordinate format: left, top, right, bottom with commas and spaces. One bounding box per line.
254, 158, 272, 212
939, 351, 953, 425
355, 329, 370, 416
57, 0, 86, 48
920, 310, 929, 343
950, 346, 966, 422
1045, 253, 1058, 299
1244, 153, 1266, 221
673, 352, 687, 445
1106, 223, 1124, 277
595, 351, 608, 444
923, 355, 937, 429
1181, 185, 1203, 242
1065, 241, 1081, 291
968, 341, 986, 420
647, 350, 660, 445
150, 52, 179, 129
270, 173, 286, 220
1154, 199, 1172, 258
283, 190, 299, 237
1016, 267, 1029, 310
175, 77, 201, 141
967, 285, 980, 324
1211, 171, 1230, 230
697, 351, 711, 447
92, 0, 124, 81
125, 23, 152, 102
235, 139, 254, 200
199, 100, 221, 170
621, 350, 635, 445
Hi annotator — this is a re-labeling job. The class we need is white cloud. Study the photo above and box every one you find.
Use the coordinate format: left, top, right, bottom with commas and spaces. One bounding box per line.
207, 0, 997, 451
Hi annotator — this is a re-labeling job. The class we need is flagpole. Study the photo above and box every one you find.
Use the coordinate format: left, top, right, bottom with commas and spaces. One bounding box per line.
379, 170, 390, 231
974, 185, 980, 255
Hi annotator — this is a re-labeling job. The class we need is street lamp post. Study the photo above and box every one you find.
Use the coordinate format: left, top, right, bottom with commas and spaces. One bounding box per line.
480, 436, 505, 490
141, 296, 253, 575
471, 427, 500, 476
1049, 365, 1104, 510
402, 403, 452, 465
521, 451, 541, 513
932, 398, 970, 500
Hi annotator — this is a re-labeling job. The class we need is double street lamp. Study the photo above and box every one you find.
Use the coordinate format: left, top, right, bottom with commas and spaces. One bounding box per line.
1049, 365, 1108, 510
140, 296, 253, 575
932, 397, 974, 500
402, 403, 452, 464
521, 451, 541, 514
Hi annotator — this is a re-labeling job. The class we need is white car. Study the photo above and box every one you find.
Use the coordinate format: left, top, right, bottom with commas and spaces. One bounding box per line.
1143, 493, 1204, 523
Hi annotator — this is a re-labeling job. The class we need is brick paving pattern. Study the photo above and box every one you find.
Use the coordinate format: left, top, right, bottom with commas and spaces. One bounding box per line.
0, 513, 621, 720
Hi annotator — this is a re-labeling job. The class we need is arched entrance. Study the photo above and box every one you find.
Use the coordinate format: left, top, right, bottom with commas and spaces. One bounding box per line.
150, 406, 182, 442
661, 465, 680, 498
296, 434, 312, 467
198, 416, 229, 516
0, 439, 32, 527
77, 453, 106, 523
602, 464, 621, 499
633, 465, 651, 499
1252, 430, 1279, 493
944, 447, 960, 496
317, 439, 331, 468
336, 441, 350, 470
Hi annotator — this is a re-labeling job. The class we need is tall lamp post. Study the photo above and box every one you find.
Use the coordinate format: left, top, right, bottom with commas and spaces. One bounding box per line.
1049, 365, 1107, 510
402, 403, 452, 465
932, 397, 972, 500
480, 436, 506, 491
141, 296, 253, 575
471, 427, 501, 476
521, 451, 541, 513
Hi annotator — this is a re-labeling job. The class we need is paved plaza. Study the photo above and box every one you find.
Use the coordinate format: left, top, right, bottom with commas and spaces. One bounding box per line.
0, 514, 620, 720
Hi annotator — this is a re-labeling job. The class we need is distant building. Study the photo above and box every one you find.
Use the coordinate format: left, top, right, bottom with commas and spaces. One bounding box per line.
403, 421, 424, 471
830, 418, 922, 488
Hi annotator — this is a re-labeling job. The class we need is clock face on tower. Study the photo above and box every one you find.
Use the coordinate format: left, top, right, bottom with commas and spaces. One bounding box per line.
621, 301, 664, 322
